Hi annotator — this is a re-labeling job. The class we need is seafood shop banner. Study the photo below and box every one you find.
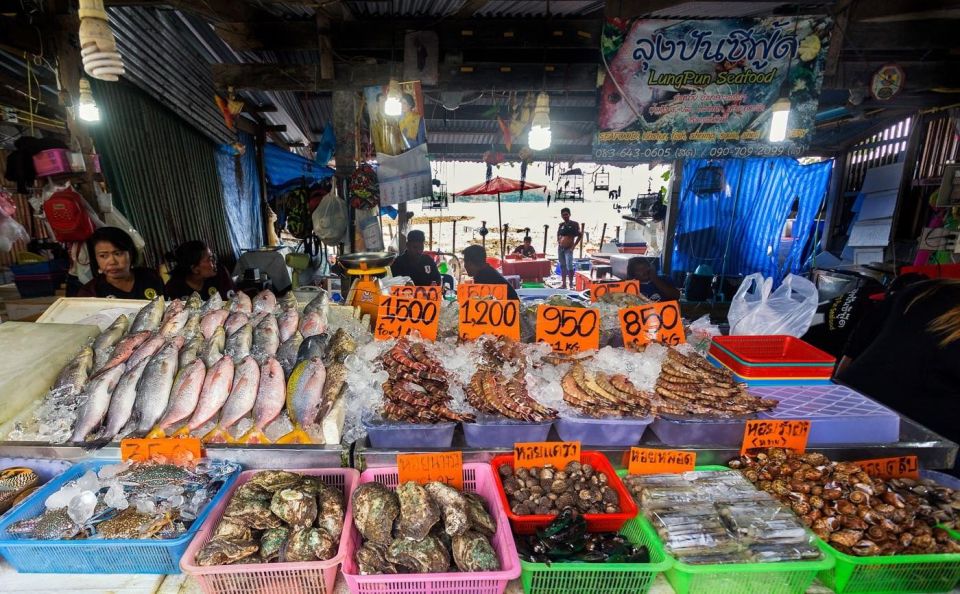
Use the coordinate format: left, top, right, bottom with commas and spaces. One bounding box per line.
594, 17, 832, 161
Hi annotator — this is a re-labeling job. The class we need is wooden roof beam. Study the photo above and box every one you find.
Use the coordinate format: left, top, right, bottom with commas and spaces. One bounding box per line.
852, 0, 960, 22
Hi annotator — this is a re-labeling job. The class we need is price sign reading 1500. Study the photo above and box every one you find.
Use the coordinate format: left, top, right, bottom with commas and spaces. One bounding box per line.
375, 295, 439, 341
536, 305, 600, 353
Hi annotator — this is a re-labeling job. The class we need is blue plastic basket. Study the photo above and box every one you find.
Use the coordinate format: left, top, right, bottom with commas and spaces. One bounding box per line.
0, 460, 237, 574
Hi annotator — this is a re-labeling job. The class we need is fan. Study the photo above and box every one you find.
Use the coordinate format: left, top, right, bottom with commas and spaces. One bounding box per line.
690, 162, 725, 196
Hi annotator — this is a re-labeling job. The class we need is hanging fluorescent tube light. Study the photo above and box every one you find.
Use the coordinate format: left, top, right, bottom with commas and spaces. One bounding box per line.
383, 80, 403, 117
768, 97, 791, 142
78, 78, 100, 122
528, 92, 551, 151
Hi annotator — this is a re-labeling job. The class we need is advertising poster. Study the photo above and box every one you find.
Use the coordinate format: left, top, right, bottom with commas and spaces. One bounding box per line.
364, 81, 432, 205
594, 17, 832, 161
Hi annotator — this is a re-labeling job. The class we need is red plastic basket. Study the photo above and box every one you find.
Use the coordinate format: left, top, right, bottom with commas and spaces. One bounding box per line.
490, 451, 637, 535
710, 336, 835, 378
341, 463, 520, 594
181, 467, 359, 594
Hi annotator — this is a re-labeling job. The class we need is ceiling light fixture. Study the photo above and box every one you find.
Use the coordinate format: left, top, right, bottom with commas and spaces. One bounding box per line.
528, 91, 552, 151
383, 79, 402, 117
77, 78, 100, 122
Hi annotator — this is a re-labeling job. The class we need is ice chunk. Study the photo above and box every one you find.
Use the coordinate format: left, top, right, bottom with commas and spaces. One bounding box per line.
97, 461, 131, 481
156, 484, 185, 499
46, 484, 81, 510
67, 491, 98, 525
134, 498, 156, 515
76, 470, 101, 493
104, 483, 129, 510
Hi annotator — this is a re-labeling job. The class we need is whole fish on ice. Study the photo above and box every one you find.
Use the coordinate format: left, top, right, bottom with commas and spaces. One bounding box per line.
131, 296, 165, 333
177, 356, 234, 437
239, 357, 285, 444
69, 365, 125, 442
225, 323, 253, 362
201, 326, 226, 368
98, 331, 151, 372
92, 315, 129, 371
133, 341, 180, 434
204, 356, 260, 443
148, 358, 206, 438
200, 309, 229, 340
276, 356, 326, 444
253, 290, 277, 314
53, 346, 94, 398
100, 357, 150, 442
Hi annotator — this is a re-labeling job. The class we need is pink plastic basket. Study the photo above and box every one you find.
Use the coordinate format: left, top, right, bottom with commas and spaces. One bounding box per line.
181, 467, 359, 594
341, 463, 521, 594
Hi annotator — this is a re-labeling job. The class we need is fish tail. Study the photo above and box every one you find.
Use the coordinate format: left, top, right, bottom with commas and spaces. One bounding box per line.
239, 426, 271, 444
275, 425, 313, 444
171, 426, 193, 438
79, 437, 112, 451
144, 426, 166, 439
202, 426, 232, 444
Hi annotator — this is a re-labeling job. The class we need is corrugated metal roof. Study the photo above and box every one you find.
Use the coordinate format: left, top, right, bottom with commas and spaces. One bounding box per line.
344, 0, 463, 18
647, 1, 828, 18
475, 1, 604, 17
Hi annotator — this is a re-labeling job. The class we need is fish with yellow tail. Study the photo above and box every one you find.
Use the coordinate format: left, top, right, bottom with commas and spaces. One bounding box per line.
275, 357, 326, 444
203, 356, 260, 443
239, 357, 285, 444
173, 356, 234, 437
146, 359, 206, 438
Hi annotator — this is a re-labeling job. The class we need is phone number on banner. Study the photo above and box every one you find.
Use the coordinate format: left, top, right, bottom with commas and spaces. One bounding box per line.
594, 145, 804, 160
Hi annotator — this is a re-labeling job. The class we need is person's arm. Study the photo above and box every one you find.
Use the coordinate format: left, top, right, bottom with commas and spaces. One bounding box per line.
428, 259, 442, 286
651, 275, 681, 301
573, 222, 583, 248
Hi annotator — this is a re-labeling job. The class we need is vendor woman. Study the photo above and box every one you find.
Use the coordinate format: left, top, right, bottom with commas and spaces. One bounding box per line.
164, 240, 235, 300
78, 227, 165, 299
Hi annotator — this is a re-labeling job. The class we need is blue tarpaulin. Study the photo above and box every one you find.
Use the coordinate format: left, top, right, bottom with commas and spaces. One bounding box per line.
671, 157, 833, 282
264, 142, 334, 194
216, 132, 264, 254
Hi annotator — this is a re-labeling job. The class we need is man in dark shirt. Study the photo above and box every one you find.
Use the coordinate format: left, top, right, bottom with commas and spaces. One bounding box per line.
390, 230, 441, 286
556, 208, 582, 289
462, 244, 519, 300
512, 236, 537, 258
626, 257, 680, 302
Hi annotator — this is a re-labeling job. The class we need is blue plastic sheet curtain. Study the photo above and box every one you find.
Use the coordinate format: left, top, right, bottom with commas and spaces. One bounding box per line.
671, 158, 833, 282
216, 132, 263, 253
263, 143, 334, 195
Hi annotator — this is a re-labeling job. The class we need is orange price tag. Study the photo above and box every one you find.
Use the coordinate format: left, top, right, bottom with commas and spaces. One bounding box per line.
374, 295, 440, 341
397, 451, 463, 490
514, 441, 581, 470
855, 456, 919, 480
535, 305, 600, 353
627, 447, 697, 475
457, 283, 508, 305
390, 285, 443, 301
619, 300, 686, 349
591, 280, 641, 302
459, 298, 521, 341
120, 437, 202, 463
741, 420, 811, 455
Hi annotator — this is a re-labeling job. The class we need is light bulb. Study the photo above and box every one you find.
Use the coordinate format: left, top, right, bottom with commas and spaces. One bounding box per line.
769, 97, 791, 142
383, 79, 402, 117
528, 92, 551, 150
78, 101, 100, 122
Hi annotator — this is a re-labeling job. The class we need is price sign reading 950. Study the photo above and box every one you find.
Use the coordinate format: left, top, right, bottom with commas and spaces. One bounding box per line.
390, 285, 442, 301
619, 301, 686, 349
591, 280, 640, 302
375, 295, 439, 341
536, 305, 600, 353
741, 420, 811, 455
459, 298, 521, 341
856, 456, 919, 480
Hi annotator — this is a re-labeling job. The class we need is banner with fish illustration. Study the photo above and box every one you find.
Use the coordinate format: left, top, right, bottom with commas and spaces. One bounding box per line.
594, 17, 832, 161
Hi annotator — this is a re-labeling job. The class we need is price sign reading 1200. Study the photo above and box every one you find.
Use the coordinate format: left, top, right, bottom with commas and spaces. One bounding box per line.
375, 295, 439, 341
536, 305, 600, 353
459, 298, 520, 341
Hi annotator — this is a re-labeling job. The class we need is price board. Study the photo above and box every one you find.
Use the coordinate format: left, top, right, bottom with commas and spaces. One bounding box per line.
390, 285, 443, 301
514, 441, 581, 470
397, 451, 463, 490
374, 295, 440, 341
619, 300, 686, 348
740, 420, 810, 455
121, 437, 202, 463
591, 280, 641, 302
626, 447, 697, 475
535, 305, 600, 353
855, 455, 919, 480
459, 298, 521, 341
457, 283, 508, 305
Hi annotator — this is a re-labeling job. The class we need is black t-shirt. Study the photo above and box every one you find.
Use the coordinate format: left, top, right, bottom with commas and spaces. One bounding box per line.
513, 245, 537, 258
391, 252, 441, 286
165, 265, 235, 300
836, 281, 960, 453
471, 264, 519, 301
557, 220, 580, 238
77, 267, 165, 300
802, 282, 882, 357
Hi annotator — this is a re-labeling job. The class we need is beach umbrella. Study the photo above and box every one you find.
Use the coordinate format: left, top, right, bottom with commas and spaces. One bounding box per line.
454, 176, 546, 259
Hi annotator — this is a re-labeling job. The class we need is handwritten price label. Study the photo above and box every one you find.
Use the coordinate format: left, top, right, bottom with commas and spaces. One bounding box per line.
536, 305, 600, 353
397, 451, 463, 490
627, 448, 697, 475
514, 441, 581, 470
741, 420, 811, 455
459, 298, 521, 341
591, 280, 640, 302
375, 295, 440, 341
390, 285, 443, 301
619, 301, 686, 349
457, 283, 508, 305
856, 456, 919, 480
120, 437, 202, 463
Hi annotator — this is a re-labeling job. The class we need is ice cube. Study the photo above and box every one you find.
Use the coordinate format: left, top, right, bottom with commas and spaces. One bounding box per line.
67, 491, 98, 525
76, 470, 100, 493
135, 498, 156, 514
46, 484, 81, 510
156, 484, 185, 499
97, 461, 131, 481
169, 494, 185, 508
104, 484, 129, 510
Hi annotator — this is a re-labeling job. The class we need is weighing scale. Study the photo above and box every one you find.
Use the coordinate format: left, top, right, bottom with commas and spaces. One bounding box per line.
338, 251, 395, 323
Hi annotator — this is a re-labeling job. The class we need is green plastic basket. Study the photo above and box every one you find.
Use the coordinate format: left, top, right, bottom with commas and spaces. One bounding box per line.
518, 512, 671, 594
814, 536, 960, 594
617, 467, 834, 594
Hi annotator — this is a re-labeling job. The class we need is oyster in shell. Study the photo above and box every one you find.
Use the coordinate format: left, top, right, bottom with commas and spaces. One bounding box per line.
387, 535, 450, 573
355, 541, 398, 575
224, 496, 283, 530
351, 482, 399, 545
260, 527, 289, 561
452, 530, 500, 571
463, 492, 497, 536
196, 538, 259, 566
316, 482, 345, 539
247, 470, 302, 493
424, 481, 470, 537
270, 488, 317, 527
213, 518, 253, 541
396, 481, 440, 540
281, 527, 337, 562
234, 482, 272, 502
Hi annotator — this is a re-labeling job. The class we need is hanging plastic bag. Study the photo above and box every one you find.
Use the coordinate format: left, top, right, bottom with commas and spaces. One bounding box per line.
0, 210, 29, 252
728, 273, 819, 337
96, 185, 146, 250
312, 187, 348, 245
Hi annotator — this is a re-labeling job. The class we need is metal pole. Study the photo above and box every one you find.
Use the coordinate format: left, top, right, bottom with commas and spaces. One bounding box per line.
496, 192, 504, 259
452, 221, 457, 254
542, 224, 549, 255
599, 223, 607, 251
615, 225, 620, 243
428, 220, 434, 251
501, 223, 509, 260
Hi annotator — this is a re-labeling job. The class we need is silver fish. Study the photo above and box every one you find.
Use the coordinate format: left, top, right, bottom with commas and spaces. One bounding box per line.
152, 358, 206, 437
53, 346, 94, 397
277, 357, 326, 444
161, 299, 185, 325
253, 290, 277, 314
230, 292, 253, 314
99, 331, 151, 372
277, 334, 303, 377
201, 326, 226, 368
277, 308, 299, 343
278, 292, 298, 311
240, 357, 285, 444
187, 291, 203, 311
303, 291, 329, 315
180, 336, 203, 368
296, 334, 329, 364
183, 356, 235, 434
225, 323, 253, 362
204, 355, 260, 443
92, 315, 129, 370
202, 291, 224, 314
299, 311, 326, 338
182, 310, 201, 341
100, 357, 150, 441
201, 309, 229, 340
131, 296, 165, 333
159, 307, 189, 338
125, 334, 166, 370
133, 341, 180, 434
70, 365, 125, 442
225, 311, 250, 336
253, 314, 280, 361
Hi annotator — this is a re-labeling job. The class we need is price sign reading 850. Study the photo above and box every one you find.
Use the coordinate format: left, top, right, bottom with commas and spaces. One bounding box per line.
375, 295, 439, 341
536, 305, 600, 353
619, 300, 686, 349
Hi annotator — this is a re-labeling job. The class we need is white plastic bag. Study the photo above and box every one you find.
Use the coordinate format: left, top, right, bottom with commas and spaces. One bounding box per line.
312, 187, 348, 244
0, 211, 29, 252
728, 273, 818, 337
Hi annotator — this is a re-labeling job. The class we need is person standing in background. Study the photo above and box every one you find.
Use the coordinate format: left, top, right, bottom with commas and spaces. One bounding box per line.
556, 208, 582, 289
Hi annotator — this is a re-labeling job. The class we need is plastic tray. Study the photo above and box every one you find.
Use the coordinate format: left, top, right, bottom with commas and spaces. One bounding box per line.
707, 356, 833, 386
490, 451, 637, 535
711, 335, 836, 367
341, 463, 520, 594
463, 415, 552, 448
519, 506, 671, 594
710, 346, 834, 379
181, 467, 359, 594
815, 535, 960, 593
362, 417, 456, 448
753, 384, 901, 444
650, 414, 754, 447
554, 415, 653, 446
0, 458, 73, 521
0, 460, 237, 574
